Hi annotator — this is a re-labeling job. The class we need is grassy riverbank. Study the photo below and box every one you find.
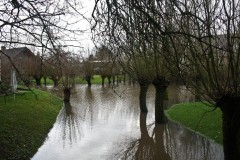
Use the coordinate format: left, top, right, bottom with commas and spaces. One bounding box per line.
40, 75, 127, 85
0, 89, 62, 159
166, 102, 223, 144
40, 75, 104, 85
75, 75, 103, 84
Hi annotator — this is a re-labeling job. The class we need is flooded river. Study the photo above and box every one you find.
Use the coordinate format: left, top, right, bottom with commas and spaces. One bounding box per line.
32, 84, 223, 160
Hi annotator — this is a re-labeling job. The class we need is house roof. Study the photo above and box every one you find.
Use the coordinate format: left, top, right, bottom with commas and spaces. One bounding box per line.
4, 47, 33, 59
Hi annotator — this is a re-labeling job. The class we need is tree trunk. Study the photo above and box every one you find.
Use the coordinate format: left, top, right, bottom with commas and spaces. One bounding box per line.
53, 79, 59, 87
64, 102, 72, 116
117, 76, 119, 85
85, 75, 92, 87
86, 79, 91, 87
118, 76, 122, 83
112, 76, 115, 85
216, 95, 240, 160
43, 77, 47, 87
35, 78, 41, 87
154, 124, 171, 159
101, 75, 106, 86
153, 77, 169, 124
128, 74, 131, 85
63, 88, 71, 102
135, 113, 154, 159
139, 82, 149, 113
140, 113, 148, 135
123, 74, 126, 84
107, 76, 111, 85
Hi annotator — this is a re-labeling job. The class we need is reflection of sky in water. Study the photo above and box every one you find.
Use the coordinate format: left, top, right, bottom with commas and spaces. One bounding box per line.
32, 84, 223, 160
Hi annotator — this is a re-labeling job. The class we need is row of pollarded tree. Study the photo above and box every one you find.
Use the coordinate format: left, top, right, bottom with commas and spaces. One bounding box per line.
0, 46, 79, 101
0, 0, 87, 98
82, 45, 127, 87
93, 1, 172, 124
0, 45, 126, 101
92, 0, 240, 159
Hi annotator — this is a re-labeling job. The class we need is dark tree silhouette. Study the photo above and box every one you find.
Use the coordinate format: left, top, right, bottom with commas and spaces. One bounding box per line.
92, 0, 240, 159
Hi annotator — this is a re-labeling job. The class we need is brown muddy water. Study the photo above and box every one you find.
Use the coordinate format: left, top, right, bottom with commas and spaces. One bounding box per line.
32, 84, 223, 160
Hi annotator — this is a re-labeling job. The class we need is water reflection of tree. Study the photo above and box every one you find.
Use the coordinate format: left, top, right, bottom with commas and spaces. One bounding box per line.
113, 113, 171, 160
56, 102, 82, 147
112, 113, 223, 160
83, 87, 94, 126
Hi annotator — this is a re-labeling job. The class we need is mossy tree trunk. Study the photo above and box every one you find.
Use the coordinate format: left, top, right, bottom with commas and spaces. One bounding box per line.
153, 77, 169, 124
139, 81, 150, 113
216, 95, 240, 160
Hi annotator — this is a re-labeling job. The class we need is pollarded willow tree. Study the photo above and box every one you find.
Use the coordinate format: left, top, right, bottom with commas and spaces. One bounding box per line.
169, 1, 240, 159
46, 46, 80, 102
92, 0, 171, 123
113, 0, 240, 159
61, 52, 80, 102
120, 41, 156, 113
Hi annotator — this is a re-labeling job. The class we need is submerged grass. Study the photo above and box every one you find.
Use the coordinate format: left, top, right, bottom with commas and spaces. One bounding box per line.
0, 89, 62, 159
166, 102, 223, 144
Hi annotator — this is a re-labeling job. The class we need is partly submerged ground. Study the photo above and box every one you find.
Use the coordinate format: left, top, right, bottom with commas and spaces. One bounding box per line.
0, 89, 62, 159
166, 102, 223, 144
0, 88, 223, 159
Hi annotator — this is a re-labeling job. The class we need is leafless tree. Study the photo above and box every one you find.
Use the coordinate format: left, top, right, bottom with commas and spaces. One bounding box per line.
92, 0, 240, 159
92, 0, 171, 123
81, 53, 95, 87
0, 0, 85, 48
44, 51, 62, 87
0, 0, 86, 93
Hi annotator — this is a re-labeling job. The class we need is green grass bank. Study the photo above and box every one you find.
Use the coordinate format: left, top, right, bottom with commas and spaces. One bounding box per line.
40, 75, 103, 85
166, 102, 223, 144
75, 75, 103, 84
0, 89, 62, 159
40, 75, 127, 85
